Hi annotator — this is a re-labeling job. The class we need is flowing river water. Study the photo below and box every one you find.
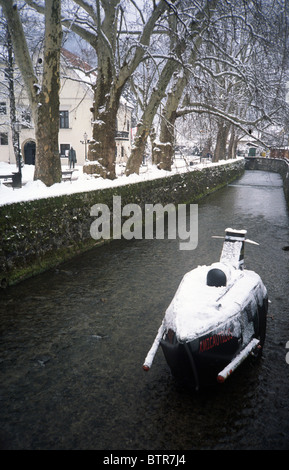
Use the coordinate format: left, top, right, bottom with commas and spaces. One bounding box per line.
0, 169, 288, 450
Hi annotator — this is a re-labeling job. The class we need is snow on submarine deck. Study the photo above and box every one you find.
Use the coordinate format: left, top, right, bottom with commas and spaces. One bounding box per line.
163, 262, 267, 343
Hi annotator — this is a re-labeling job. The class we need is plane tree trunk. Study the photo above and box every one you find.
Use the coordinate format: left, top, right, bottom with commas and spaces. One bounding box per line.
152, 68, 190, 171
125, 16, 184, 176
84, 0, 170, 179
213, 120, 230, 162
1, 0, 62, 186
227, 126, 238, 159
125, 63, 179, 176
4, 27, 19, 164
152, 110, 177, 171
34, 0, 62, 185
86, 56, 121, 179
125, 69, 179, 176
132, 0, 218, 173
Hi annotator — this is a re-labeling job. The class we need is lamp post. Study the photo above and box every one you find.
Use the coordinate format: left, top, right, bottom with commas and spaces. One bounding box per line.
14, 121, 22, 188
80, 132, 90, 162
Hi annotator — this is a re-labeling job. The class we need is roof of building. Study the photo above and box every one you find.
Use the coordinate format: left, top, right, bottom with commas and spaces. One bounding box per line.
61, 48, 97, 86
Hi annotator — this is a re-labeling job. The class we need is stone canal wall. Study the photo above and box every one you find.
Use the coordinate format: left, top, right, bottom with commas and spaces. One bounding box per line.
0, 159, 244, 286
245, 157, 289, 206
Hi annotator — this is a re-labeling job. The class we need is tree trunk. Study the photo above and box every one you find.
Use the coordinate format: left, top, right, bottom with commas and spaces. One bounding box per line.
151, 0, 218, 171
126, 42, 184, 175
85, 67, 120, 179
84, 0, 170, 179
125, 94, 171, 176
86, 104, 119, 179
5, 27, 19, 164
34, 97, 62, 186
152, 111, 176, 171
227, 126, 237, 159
213, 121, 230, 162
34, 0, 62, 185
1, 0, 62, 186
152, 67, 188, 171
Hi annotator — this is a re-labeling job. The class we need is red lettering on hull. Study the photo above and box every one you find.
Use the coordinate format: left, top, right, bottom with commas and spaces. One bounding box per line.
199, 330, 233, 353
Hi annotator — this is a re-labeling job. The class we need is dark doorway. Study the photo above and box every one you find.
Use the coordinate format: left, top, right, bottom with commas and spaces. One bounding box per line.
248, 146, 256, 157
24, 141, 36, 165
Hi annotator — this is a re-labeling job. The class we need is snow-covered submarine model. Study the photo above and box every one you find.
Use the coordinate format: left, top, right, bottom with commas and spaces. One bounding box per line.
143, 228, 268, 390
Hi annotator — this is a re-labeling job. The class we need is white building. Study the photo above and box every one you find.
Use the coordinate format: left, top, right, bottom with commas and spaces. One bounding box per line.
0, 48, 133, 167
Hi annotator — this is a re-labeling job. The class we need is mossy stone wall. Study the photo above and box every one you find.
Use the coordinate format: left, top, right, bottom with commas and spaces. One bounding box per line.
0, 160, 245, 286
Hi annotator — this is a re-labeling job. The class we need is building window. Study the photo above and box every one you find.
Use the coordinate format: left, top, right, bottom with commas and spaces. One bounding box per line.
60, 143, 70, 157
0, 102, 7, 115
21, 109, 32, 128
0, 133, 8, 145
60, 110, 69, 128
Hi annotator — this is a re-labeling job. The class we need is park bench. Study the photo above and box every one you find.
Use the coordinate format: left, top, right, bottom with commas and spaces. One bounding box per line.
200, 155, 212, 163
0, 173, 21, 188
61, 170, 74, 182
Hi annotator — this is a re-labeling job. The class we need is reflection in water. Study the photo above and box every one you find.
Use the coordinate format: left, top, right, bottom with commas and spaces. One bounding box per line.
0, 170, 288, 450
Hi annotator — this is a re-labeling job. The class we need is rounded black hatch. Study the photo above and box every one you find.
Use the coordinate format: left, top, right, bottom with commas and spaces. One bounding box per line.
207, 268, 227, 287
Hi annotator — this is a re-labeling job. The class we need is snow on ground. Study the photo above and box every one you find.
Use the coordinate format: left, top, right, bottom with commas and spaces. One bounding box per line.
0, 157, 242, 207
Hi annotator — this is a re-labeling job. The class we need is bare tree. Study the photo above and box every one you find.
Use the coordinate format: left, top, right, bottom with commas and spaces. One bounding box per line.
0, 22, 19, 164
0, 0, 62, 186
20, 0, 289, 178
150, 0, 219, 171
125, 9, 186, 175
61, 0, 172, 179
152, 0, 289, 165
25, 0, 176, 178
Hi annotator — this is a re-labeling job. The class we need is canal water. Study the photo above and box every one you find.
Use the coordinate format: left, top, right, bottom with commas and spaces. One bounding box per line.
0, 170, 288, 450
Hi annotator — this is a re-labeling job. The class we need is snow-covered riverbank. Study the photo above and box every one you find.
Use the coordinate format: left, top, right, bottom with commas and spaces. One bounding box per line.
1, 158, 245, 286
0, 157, 242, 207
